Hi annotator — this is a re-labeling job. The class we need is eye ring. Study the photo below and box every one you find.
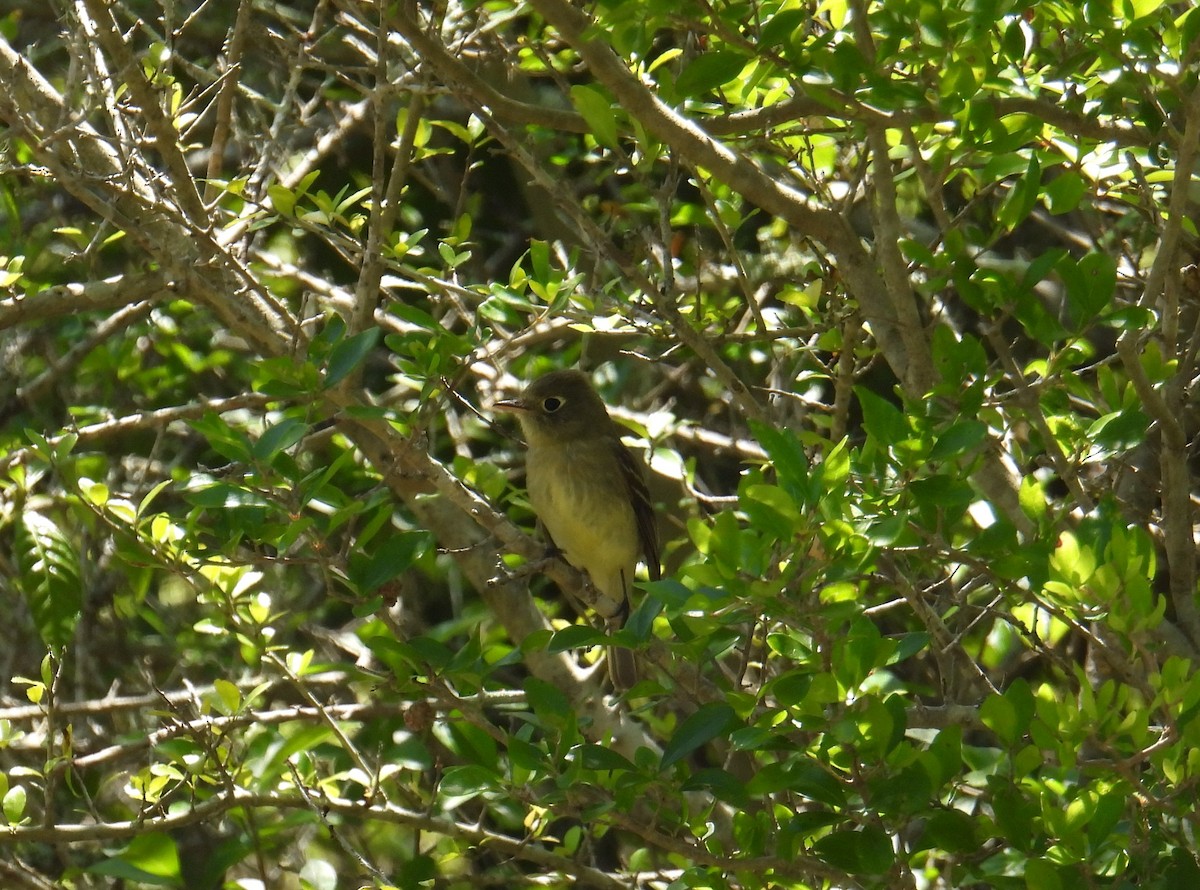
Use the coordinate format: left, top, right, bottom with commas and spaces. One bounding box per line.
542, 396, 564, 413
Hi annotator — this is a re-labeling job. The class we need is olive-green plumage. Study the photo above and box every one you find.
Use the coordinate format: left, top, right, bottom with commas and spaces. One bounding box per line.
496, 369, 660, 688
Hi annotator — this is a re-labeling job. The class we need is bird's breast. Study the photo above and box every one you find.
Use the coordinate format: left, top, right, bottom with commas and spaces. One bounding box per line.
526, 439, 639, 593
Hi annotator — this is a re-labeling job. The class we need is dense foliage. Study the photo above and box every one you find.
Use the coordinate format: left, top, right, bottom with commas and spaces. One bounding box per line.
2, 0, 1200, 887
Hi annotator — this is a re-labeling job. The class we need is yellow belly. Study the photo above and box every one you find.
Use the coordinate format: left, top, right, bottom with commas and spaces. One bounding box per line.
526, 438, 639, 614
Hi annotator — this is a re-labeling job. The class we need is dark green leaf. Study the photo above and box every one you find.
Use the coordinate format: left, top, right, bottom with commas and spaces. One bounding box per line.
813, 825, 894, 875
924, 808, 981, 854
182, 480, 270, 509
253, 417, 309, 462
188, 413, 253, 463
570, 85, 620, 149
909, 474, 974, 507
438, 764, 501, 808
1059, 251, 1117, 326
524, 677, 572, 725
1161, 848, 1200, 887
888, 633, 930, 665
1086, 785, 1127, 849
1024, 857, 1064, 890
399, 855, 438, 887
14, 512, 82, 649
508, 736, 547, 772
745, 759, 847, 807
981, 692, 1017, 746
924, 725, 964, 789
750, 421, 810, 501
85, 833, 179, 886
640, 578, 693, 608
324, 327, 381, 388
548, 624, 605, 652
674, 51, 750, 97
759, 9, 809, 47
349, 532, 430, 593
991, 780, 1040, 852
624, 590, 663, 638
927, 421, 987, 461
446, 721, 499, 769
855, 387, 907, 444
683, 767, 749, 807
1088, 409, 1149, 450
1043, 170, 1088, 214
661, 703, 737, 769
579, 744, 636, 772
997, 153, 1041, 231
766, 670, 813, 707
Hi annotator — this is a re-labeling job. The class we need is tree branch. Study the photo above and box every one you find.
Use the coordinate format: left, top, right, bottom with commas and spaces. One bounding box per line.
525, 0, 933, 396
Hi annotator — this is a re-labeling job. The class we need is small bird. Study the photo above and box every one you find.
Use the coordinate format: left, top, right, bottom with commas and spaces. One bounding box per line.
494, 369, 660, 689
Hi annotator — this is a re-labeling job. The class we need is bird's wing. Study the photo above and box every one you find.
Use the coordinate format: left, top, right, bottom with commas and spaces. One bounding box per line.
612, 436, 660, 581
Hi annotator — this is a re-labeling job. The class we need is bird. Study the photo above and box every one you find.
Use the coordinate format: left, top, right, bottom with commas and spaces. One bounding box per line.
494, 369, 660, 689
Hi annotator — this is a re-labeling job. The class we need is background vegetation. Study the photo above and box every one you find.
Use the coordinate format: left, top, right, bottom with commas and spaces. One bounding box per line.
2, 0, 1200, 887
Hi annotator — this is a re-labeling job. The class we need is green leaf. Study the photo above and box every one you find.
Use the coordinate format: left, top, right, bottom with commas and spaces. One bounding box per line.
137, 479, 173, 517
661, 703, 737, 769
855, 387, 907, 444
909, 474, 974, 508
813, 825, 894, 875
1124, 0, 1165, 19
399, 855, 438, 887
446, 721, 499, 769
1019, 248, 1068, 296
253, 417, 309, 462
213, 678, 242, 715
1059, 251, 1116, 327
1088, 408, 1149, 450
14, 512, 82, 649
623, 591, 662, 639
267, 183, 297, 217
925, 808, 981, 854
750, 421, 810, 501
927, 421, 988, 461
683, 767, 750, 807
548, 624, 605, 652
438, 764, 501, 809
923, 725, 964, 789
84, 833, 180, 886
350, 531, 431, 593
640, 577, 692, 608
674, 51, 750, 97
1024, 857, 1064, 890
3, 784, 26, 823
570, 85, 619, 149
740, 483, 800, 540
1005, 678, 1035, 736
991, 780, 1040, 852
84, 860, 177, 886
981, 692, 1017, 746
759, 9, 809, 48
888, 633, 930, 665
1043, 170, 1088, 214
524, 677, 572, 725
324, 326, 381, 388
579, 744, 636, 772
1161, 848, 1200, 886
188, 413, 254, 464
766, 670, 813, 707
997, 153, 1041, 232
745, 759, 847, 807
508, 736, 546, 772
1086, 785, 1127, 848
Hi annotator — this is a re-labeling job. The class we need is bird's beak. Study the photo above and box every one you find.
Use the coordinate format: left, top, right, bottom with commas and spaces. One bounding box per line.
492, 397, 528, 414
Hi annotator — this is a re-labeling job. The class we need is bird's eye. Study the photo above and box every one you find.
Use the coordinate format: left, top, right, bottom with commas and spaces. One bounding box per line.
542, 396, 564, 413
